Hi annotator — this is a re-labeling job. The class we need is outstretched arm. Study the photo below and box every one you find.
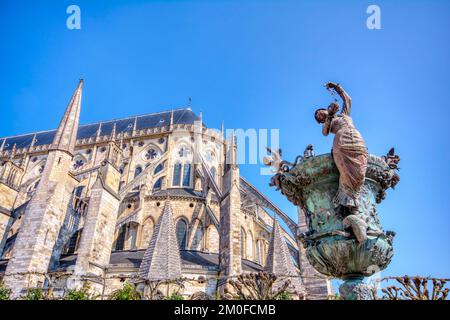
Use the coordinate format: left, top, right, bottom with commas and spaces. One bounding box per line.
326, 82, 352, 115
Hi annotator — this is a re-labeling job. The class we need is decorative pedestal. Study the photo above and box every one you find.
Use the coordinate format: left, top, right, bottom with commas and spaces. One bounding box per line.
275, 154, 398, 300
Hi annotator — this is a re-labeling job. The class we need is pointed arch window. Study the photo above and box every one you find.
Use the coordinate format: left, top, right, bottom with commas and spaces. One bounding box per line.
115, 225, 126, 251
176, 219, 188, 250
134, 166, 143, 178
154, 162, 165, 174
65, 229, 82, 255
241, 228, 247, 258
153, 177, 164, 192
173, 162, 182, 186
182, 163, 191, 187
210, 167, 217, 181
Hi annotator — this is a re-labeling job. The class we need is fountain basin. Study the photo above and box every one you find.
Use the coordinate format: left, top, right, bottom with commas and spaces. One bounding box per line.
278, 154, 396, 280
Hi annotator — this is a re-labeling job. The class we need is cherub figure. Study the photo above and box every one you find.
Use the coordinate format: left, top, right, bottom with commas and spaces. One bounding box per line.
303, 144, 315, 159
263, 147, 290, 191
263, 147, 283, 173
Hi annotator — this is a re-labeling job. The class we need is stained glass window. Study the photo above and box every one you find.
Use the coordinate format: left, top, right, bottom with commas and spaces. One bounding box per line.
172, 162, 182, 186
210, 167, 217, 181
134, 166, 142, 178
73, 159, 85, 170
178, 146, 189, 158
115, 226, 126, 251
176, 219, 188, 250
182, 163, 191, 187
154, 162, 164, 174
145, 148, 158, 160
153, 177, 163, 191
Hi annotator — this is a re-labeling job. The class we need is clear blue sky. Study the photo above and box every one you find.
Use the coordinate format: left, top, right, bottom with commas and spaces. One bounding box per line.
1, 0, 449, 281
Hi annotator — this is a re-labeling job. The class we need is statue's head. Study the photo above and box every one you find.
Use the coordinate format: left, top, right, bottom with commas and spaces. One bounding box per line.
314, 108, 328, 123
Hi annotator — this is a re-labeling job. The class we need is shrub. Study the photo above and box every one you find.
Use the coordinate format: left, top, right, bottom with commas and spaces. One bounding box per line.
0, 282, 11, 300
276, 292, 292, 300
109, 282, 142, 300
64, 283, 96, 300
23, 288, 45, 300
165, 293, 184, 300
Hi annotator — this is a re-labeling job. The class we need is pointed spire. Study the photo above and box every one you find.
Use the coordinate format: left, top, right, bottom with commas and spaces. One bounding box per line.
50, 79, 83, 156
29, 133, 37, 150
221, 121, 225, 140
119, 132, 124, 150
110, 123, 117, 142
132, 116, 138, 136
9, 144, 17, 160
96, 122, 103, 142
265, 216, 304, 294
170, 110, 174, 130
19, 152, 27, 169
229, 130, 237, 165
138, 201, 182, 281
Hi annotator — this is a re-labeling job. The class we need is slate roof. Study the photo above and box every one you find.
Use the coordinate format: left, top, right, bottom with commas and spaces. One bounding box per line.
0, 260, 7, 273
0, 108, 200, 151
151, 188, 203, 199
53, 250, 263, 273
138, 201, 182, 281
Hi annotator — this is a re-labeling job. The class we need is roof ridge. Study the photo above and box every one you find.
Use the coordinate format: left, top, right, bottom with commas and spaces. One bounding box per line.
0, 106, 195, 140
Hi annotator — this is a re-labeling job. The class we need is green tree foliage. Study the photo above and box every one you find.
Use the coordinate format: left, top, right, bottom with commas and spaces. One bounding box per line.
23, 288, 45, 300
64, 283, 97, 300
165, 293, 184, 300
109, 282, 142, 300
276, 291, 292, 300
0, 282, 11, 300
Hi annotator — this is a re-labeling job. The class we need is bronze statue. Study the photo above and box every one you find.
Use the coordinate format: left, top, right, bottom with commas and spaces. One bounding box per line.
314, 82, 368, 213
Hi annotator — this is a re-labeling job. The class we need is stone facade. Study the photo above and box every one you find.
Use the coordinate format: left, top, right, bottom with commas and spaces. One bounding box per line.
0, 81, 331, 299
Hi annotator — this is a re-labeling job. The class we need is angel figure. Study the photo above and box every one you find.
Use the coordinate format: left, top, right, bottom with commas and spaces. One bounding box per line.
314, 82, 368, 213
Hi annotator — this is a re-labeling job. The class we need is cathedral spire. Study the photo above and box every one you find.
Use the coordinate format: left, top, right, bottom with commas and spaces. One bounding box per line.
139, 201, 182, 281
50, 79, 83, 156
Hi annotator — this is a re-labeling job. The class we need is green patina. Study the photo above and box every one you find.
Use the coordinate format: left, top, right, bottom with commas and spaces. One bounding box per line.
276, 153, 398, 300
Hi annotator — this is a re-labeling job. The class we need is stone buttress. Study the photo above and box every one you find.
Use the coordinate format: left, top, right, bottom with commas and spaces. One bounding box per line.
68, 128, 122, 292
218, 133, 241, 290
3, 80, 83, 297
